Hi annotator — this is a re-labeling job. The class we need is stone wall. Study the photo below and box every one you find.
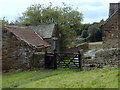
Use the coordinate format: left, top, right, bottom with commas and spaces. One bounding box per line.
31, 52, 45, 68
118, 9, 120, 49
82, 48, 119, 70
0, 24, 2, 73
2, 29, 35, 70
103, 5, 120, 49
2, 27, 53, 70
44, 38, 59, 52
44, 38, 52, 51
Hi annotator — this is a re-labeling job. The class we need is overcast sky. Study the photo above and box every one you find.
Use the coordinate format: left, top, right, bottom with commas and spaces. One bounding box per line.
0, 0, 119, 24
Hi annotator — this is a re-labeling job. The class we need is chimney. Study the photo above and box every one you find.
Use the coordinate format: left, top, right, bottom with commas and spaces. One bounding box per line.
109, 3, 120, 17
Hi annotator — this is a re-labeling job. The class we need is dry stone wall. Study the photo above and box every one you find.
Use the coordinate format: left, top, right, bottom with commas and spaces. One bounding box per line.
82, 48, 119, 70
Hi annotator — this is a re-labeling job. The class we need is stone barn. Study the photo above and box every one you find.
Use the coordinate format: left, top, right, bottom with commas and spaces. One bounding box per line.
28, 24, 59, 52
103, 3, 120, 49
2, 26, 50, 70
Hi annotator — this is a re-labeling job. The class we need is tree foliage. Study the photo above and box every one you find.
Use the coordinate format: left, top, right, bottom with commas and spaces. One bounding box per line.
0, 17, 9, 25
81, 30, 88, 38
76, 20, 104, 42
17, 3, 83, 51
86, 23, 102, 42
75, 24, 90, 36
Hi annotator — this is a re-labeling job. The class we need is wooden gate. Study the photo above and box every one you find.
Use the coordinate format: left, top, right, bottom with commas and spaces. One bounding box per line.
45, 51, 82, 69
56, 51, 82, 69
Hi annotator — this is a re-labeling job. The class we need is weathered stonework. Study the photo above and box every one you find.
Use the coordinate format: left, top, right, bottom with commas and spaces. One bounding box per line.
82, 48, 119, 70
0, 25, 1, 90
31, 52, 45, 68
2, 26, 50, 71
82, 3, 120, 70
2, 29, 34, 70
103, 3, 120, 49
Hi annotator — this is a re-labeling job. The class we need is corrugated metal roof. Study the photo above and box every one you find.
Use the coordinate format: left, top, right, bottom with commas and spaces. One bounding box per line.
4, 26, 51, 48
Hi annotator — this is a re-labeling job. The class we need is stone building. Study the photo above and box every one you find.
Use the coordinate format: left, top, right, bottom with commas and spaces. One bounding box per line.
103, 3, 120, 49
95, 3, 120, 67
29, 24, 59, 52
82, 3, 120, 70
2, 26, 50, 70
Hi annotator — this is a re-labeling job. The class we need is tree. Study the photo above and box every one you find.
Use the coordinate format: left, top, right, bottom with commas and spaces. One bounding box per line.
86, 24, 102, 42
81, 30, 88, 38
17, 3, 83, 51
75, 24, 90, 36
1, 17, 9, 25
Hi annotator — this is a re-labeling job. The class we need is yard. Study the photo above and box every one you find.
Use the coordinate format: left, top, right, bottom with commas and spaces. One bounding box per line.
1, 66, 118, 88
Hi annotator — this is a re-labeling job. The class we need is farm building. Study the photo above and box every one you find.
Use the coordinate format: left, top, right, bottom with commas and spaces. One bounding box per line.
2, 25, 52, 70
28, 24, 59, 52
103, 3, 120, 49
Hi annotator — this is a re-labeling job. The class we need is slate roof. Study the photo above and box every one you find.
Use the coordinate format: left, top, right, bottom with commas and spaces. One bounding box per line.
4, 26, 51, 48
29, 24, 55, 38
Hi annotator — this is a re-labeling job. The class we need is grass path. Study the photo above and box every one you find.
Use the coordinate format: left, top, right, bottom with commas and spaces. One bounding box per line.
2, 69, 64, 88
2, 67, 119, 88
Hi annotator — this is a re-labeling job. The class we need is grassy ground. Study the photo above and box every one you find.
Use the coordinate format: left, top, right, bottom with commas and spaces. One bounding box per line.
0, 74, 2, 89
2, 66, 119, 88
88, 42, 102, 49
88, 42, 103, 45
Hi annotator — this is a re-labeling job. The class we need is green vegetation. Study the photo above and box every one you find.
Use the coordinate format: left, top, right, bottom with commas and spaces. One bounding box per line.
2, 67, 118, 88
82, 48, 91, 53
1, 3, 104, 50
89, 42, 103, 45
0, 17, 9, 25
81, 30, 88, 38
1, 3, 83, 51
15, 3, 83, 51
76, 20, 104, 43
86, 23, 102, 42
0, 74, 2, 89
88, 42, 103, 49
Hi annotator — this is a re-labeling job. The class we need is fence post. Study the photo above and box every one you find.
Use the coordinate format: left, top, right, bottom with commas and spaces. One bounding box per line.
78, 51, 82, 70
44, 50, 47, 68
54, 50, 57, 69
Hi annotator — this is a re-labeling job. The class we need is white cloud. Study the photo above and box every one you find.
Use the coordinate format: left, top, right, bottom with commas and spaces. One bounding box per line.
77, 5, 103, 11
0, 0, 120, 23
83, 16, 108, 24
